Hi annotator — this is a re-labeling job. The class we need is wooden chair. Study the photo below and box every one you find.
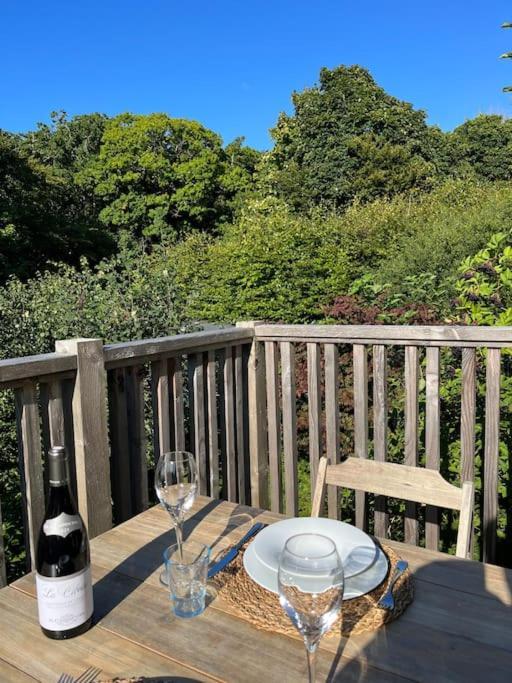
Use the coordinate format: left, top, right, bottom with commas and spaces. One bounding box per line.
311, 456, 474, 558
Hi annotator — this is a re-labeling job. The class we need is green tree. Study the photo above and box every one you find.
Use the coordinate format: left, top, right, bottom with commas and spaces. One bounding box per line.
264, 65, 448, 210
449, 115, 512, 181
79, 113, 257, 247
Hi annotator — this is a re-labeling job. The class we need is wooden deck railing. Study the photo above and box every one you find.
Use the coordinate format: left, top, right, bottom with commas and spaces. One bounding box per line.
0, 322, 511, 585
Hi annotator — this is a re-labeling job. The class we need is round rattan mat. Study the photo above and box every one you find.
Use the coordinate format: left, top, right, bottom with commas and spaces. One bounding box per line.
211, 542, 413, 637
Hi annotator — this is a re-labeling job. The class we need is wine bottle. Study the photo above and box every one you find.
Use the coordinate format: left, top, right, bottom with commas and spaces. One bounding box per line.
36, 446, 94, 639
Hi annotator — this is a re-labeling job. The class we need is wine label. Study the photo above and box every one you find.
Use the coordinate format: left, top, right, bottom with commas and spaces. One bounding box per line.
36, 567, 93, 631
43, 512, 82, 538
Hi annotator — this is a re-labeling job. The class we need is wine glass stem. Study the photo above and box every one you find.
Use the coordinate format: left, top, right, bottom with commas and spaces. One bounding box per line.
305, 643, 317, 683
175, 517, 183, 560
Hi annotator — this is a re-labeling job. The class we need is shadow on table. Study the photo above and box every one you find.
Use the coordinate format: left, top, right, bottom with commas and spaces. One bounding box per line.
325, 551, 512, 682
92, 500, 262, 622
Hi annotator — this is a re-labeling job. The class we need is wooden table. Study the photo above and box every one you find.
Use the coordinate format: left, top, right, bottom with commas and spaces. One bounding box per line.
1, 496, 511, 682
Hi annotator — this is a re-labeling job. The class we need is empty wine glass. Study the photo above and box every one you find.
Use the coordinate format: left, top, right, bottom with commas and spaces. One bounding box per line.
155, 451, 198, 585
278, 533, 344, 683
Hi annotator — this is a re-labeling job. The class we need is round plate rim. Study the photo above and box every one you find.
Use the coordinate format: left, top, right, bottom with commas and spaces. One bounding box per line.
251, 517, 378, 579
243, 541, 389, 600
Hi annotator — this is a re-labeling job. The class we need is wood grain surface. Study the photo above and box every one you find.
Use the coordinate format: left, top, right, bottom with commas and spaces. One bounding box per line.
4, 496, 511, 682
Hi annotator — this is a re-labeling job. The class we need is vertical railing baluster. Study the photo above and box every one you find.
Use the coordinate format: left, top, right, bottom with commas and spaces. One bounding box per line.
425, 346, 441, 551
307, 343, 322, 508
0, 498, 6, 587
206, 350, 220, 498
483, 348, 501, 564
108, 368, 132, 522
281, 342, 298, 516
223, 347, 237, 502
151, 358, 171, 465
265, 341, 281, 512
461, 347, 476, 556
14, 381, 45, 571
373, 345, 388, 538
353, 344, 369, 531
404, 346, 419, 545
234, 345, 246, 504
324, 343, 339, 520
172, 356, 186, 452
192, 353, 207, 496
126, 365, 147, 513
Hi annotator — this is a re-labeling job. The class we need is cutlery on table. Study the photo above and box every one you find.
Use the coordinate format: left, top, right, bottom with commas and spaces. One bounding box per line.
57, 666, 102, 683
208, 522, 265, 578
377, 559, 408, 611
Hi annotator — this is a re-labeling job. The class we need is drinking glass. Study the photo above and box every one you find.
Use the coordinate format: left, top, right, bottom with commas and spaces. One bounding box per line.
164, 539, 210, 618
278, 533, 344, 683
155, 451, 198, 585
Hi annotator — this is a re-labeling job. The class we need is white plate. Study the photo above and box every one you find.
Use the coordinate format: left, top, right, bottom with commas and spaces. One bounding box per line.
243, 540, 389, 600
252, 517, 379, 579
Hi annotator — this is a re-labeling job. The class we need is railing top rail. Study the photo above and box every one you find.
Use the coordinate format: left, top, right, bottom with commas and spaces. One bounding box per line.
255, 324, 512, 347
0, 352, 77, 387
103, 326, 253, 367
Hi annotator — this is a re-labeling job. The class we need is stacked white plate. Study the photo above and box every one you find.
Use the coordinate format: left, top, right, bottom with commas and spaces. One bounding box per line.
243, 517, 388, 600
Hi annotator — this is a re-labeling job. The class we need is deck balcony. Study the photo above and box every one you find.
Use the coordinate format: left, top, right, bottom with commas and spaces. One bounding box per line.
1, 322, 511, 586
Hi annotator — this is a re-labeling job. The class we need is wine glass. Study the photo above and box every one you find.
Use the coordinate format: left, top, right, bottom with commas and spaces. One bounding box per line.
278, 533, 344, 683
155, 451, 198, 584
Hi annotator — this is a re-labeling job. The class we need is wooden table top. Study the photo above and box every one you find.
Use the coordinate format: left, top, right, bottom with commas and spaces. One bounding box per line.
1, 496, 511, 682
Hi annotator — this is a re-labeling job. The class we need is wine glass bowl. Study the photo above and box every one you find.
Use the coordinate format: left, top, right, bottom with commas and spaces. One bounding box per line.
155, 451, 198, 581
278, 533, 344, 683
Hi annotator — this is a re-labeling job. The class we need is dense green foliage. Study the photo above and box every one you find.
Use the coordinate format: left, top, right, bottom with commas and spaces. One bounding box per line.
2, 64, 512, 578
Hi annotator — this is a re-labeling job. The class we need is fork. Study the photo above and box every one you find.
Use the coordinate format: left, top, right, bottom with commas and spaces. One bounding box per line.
75, 666, 102, 683
57, 666, 102, 683
377, 560, 408, 611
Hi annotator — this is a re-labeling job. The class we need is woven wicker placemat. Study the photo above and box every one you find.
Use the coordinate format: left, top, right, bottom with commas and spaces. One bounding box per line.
211, 542, 413, 638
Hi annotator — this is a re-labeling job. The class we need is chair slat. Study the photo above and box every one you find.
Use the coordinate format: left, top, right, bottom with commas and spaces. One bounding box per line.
265, 342, 281, 513
404, 346, 419, 545
372, 345, 387, 537
326, 457, 464, 509
207, 350, 220, 499
280, 342, 298, 516
353, 344, 368, 530
483, 348, 501, 564
425, 346, 440, 551
15, 381, 45, 571
324, 343, 340, 520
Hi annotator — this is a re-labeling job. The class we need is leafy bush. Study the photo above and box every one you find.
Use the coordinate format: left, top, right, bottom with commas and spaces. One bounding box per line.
0, 248, 189, 579
174, 199, 352, 323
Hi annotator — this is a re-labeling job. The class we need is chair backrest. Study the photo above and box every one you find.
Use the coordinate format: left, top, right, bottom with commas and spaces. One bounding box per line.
311, 456, 474, 558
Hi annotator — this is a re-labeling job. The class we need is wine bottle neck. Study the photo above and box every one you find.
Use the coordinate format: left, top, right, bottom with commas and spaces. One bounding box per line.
48, 455, 70, 488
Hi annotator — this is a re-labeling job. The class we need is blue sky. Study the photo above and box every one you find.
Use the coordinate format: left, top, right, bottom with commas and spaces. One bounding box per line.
2, 1, 511, 149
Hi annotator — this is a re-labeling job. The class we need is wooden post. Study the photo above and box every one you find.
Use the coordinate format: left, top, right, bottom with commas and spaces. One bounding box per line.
55, 338, 112, 538
237, 322, 268, 510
